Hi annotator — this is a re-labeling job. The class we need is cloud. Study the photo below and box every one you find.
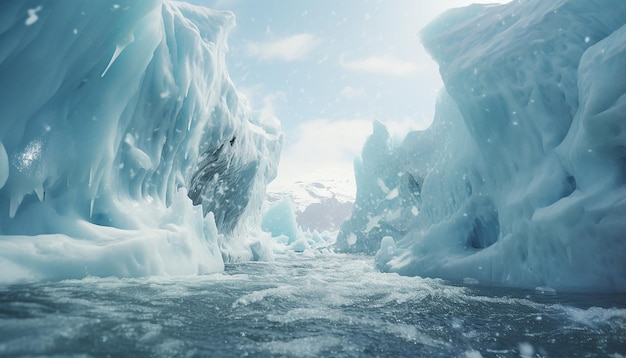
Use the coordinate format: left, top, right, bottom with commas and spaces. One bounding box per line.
237, 85, 286, 121
339, 86, 366, 99
340, 54, 417, 76
259, 91, 286, 118
245, 34, 320, 62
271, 116, 430, 189
210, 0, 239, 8
384, 116, 429, 142
272, 119, 371, 187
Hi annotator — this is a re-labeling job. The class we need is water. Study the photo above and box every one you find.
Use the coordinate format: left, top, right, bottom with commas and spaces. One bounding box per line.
1, 252, 625, 357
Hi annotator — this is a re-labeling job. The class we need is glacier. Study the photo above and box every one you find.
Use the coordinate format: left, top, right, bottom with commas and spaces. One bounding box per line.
0, 0, 282, 283
338, 0, 626, 292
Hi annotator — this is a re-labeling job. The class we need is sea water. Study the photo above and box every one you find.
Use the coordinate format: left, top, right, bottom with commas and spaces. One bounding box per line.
1, 252, 624, 357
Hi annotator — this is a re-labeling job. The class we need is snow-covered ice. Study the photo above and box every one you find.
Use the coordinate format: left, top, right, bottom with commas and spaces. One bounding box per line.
0, 0, 282, 283
338, 0, 626, 292
266, 179, 353, 232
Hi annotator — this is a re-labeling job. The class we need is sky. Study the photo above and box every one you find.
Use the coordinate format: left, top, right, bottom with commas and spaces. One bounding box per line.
191, 0, 504, 195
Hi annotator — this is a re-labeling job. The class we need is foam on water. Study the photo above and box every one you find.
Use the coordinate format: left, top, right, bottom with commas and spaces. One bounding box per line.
1, 252, 624, 357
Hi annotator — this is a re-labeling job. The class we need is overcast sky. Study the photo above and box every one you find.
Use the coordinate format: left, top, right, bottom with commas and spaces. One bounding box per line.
191, 0, 505, 194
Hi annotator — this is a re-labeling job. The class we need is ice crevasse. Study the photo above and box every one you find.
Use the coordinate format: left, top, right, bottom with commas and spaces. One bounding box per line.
338, 0, 626, 292
0, 0, 282, 283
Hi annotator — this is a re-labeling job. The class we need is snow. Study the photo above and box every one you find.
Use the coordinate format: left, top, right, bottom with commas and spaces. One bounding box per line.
0, 0, 282, 283
266, 180, 353, 232
339, 0, 626, 292
25, 6, 42, 26
518, 342, 535, 358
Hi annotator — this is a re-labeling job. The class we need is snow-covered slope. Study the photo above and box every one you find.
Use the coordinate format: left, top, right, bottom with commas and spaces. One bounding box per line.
0, 1, 282, 283
338, 0, 626, 292
266, 180, 353, 232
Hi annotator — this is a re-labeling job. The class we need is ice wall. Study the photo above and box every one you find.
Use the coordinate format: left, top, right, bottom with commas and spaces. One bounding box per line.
339, 0, 626, 292
0, 1, 282, 283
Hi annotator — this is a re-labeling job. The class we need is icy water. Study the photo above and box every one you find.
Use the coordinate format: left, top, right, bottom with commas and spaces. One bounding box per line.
1, 253, 624, 357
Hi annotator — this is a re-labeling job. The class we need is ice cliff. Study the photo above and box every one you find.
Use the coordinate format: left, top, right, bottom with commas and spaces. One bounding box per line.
337, 0, 626, 292
0, 0, 282, 283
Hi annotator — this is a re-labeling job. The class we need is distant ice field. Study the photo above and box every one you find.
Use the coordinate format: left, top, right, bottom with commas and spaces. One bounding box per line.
1, 252, 624, 357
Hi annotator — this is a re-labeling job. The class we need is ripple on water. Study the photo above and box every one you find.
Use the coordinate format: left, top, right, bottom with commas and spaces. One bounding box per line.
0, 252, 624, 357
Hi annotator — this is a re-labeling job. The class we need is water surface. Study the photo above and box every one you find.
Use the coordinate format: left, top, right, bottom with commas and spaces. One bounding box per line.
1, 253, 624, 357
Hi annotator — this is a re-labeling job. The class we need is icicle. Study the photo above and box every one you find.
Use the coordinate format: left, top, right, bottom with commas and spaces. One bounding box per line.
90, 198, 95, 219
101, 33, 135, 77
34, 184, 45, 202
567, 246, 572, 264
9, 195, 24, 218
0, 141, 8, 189
89, 167, 95, 188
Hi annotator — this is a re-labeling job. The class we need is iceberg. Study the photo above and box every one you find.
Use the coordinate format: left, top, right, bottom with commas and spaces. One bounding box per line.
262, 197, 300, 245
338, 0, 626, 292
0, 0, 282, 283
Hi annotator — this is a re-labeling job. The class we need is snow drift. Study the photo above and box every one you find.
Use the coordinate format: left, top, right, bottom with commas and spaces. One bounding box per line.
0, 0, 282, 283
338, 0, 626, 292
